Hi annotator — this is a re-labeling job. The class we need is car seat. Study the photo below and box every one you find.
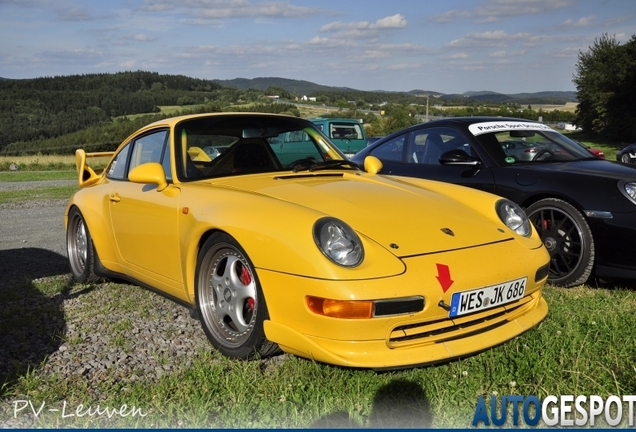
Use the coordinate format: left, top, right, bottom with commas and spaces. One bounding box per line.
233, 140, 275, 173
422, 133, 445, 164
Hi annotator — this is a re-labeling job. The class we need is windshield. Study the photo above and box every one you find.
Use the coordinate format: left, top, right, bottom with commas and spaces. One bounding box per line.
470, 121, 595, 165
175, 116, 349, 180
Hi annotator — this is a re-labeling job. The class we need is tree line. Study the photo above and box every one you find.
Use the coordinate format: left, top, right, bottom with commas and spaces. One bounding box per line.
0, 71, 248, 153
0, 101, 302, 156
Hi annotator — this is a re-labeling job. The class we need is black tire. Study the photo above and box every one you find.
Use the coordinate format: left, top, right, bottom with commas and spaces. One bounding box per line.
66, 207, 100, 283
195, 232, 279, 359
526, 198, 594, 287
621, 154, 631, 164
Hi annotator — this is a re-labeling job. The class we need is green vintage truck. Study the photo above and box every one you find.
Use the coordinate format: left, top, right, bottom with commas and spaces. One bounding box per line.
309, 118, 367, 158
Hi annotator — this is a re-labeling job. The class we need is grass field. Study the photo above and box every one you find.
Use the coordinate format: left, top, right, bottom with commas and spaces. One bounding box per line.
529, 102, 578, 112
1, 259, 635, 428
0, 155, 111, 173
0, 184, 635, 428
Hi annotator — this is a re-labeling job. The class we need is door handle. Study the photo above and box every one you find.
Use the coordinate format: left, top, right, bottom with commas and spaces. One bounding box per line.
109, 193, 121, 203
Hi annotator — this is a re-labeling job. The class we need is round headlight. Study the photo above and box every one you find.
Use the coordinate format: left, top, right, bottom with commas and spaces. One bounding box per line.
313, 217, 364, 267
621, 181, 636, 204
496, 199, 532, 237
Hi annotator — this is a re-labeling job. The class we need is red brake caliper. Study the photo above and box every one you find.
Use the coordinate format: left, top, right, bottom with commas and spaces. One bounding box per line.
240, 265, 251, 285
240, 265, 256, 313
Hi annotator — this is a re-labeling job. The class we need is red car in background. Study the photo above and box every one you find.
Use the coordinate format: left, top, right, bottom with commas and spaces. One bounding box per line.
588, 147, 605, 159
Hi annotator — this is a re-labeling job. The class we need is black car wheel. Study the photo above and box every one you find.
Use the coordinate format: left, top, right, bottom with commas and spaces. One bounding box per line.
621, 154, 631, 163
195, 232, 279, 359
66, 207, 99, 283
526, 198, 594, 287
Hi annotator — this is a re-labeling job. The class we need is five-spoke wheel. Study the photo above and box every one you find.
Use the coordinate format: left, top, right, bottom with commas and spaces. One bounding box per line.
195, 233, 279, 359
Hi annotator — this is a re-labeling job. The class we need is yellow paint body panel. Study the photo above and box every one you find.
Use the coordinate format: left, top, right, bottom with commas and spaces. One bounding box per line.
258, 238, 548, 369
65, 113, 550, 369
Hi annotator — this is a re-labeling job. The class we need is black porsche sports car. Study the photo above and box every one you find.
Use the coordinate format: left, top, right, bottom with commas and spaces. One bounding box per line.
351, 117, 636, 287
617, 143, 636, 164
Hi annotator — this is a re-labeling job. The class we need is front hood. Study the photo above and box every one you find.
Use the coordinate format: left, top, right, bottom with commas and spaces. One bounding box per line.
211, 172, 514, 257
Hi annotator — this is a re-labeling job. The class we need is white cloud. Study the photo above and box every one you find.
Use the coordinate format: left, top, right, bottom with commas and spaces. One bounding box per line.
388, 63, 420, 70
142, 0, 331, 19
127, 34, 157, 41
447, 31, 531, 48
490, 49, 526, 57
320, 13, 407, 32
431, 0, 574, 23
562, 15, 596, 27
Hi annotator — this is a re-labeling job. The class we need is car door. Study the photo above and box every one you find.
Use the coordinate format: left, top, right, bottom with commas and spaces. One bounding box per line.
106, 129, 184, 295
368, 126, 496, 194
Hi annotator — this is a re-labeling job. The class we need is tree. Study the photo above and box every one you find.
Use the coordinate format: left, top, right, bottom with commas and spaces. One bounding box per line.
573, 34, 636, 141
382, 104, 419, 135
264, 86, 291, 99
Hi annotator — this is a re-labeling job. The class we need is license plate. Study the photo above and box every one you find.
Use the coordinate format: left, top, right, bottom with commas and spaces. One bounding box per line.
449, 277, 527, 318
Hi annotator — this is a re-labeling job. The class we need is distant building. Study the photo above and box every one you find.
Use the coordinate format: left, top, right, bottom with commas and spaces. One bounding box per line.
557, 122, 581, 131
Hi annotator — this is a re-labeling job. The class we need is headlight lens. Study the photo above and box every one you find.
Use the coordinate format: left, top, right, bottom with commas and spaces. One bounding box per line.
496, 199, 532, 237
622, 181, 636, 204
313, 217, 364, 267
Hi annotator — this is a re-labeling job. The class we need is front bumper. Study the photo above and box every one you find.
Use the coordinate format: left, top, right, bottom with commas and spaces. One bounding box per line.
258, 240, 549, 369
591, 212, 636, 278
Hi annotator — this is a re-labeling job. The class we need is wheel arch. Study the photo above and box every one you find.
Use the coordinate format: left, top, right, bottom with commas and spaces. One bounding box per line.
519, 192, 586, 216
65, 202, 120, 272
181, 215, 406, 304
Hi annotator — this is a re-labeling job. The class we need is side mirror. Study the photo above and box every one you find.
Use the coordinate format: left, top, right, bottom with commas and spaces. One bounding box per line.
439, 149, 480, 166
363, 155, 383, 174
128, 162, 168, 191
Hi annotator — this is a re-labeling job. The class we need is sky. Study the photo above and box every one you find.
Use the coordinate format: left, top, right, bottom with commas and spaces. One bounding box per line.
1, 0, 634, 94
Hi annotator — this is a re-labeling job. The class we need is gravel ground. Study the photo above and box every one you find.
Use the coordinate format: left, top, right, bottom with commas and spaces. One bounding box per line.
0, 180, 274, 427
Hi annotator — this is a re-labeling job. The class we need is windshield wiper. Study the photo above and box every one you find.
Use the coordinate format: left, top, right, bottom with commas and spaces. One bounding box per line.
291, 159, 360, 172
309, 160, 360, 172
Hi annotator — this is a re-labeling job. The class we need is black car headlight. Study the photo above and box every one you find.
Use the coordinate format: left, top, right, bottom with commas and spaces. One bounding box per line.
620, 181, 636, 204
313, 217, 364, 267
496, 199, 532, 237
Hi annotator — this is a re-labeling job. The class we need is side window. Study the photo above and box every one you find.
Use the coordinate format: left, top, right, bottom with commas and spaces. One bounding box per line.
330, 123, 363, 140
369, 134, 407, 162
106, 130, 168, 181
407, 127, 474, 165
128, 130, 168, 171
107, 142, 131, 180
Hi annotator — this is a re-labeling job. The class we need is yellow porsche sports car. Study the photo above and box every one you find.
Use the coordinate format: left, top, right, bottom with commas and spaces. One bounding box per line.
65, 113, 549, 369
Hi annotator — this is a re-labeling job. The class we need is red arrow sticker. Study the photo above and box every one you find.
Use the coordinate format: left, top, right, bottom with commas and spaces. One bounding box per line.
436, 263, 454, 293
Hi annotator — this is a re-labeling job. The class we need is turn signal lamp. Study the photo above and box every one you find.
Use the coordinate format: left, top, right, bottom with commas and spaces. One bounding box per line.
306, 296, 373, 319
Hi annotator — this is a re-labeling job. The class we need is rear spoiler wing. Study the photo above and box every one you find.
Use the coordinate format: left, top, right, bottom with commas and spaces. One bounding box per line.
75, 149, 115, 188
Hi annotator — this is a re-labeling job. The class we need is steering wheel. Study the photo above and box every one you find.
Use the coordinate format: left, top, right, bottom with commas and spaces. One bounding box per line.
288, 157, 316, 170
532, 149, 553, 161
